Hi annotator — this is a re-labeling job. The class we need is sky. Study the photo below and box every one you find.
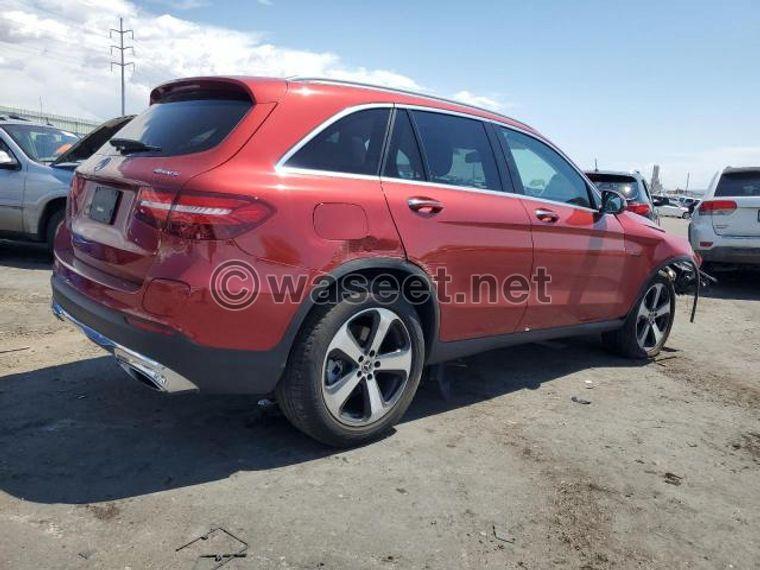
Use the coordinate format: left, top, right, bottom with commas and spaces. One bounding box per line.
1, 0, 759, 189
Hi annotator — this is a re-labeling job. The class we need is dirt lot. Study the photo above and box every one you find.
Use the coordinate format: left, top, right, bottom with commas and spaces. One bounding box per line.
1, 218, 758, 569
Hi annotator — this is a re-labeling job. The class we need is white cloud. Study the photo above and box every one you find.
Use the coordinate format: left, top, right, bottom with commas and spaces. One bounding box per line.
0, 0, 431, 120
146, 0, 210, 9
451, 90, 511, 113
0, 0, 512, 124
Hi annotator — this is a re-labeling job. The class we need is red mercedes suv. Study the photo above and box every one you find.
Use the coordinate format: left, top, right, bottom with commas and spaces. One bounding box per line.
52, 77, 697, 446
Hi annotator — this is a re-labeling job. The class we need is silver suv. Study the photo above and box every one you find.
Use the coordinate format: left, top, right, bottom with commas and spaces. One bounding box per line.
0, 115, 132, 252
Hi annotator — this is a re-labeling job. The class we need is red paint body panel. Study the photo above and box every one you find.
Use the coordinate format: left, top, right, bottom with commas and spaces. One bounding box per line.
54, 76, 697, 384
520, 197, 629, 329
381, 181, 533, 341
313, 204, 369, 240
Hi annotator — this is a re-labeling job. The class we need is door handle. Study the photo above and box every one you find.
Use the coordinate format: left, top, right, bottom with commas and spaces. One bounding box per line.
535, 208, 559, 223
407, 197, 444, 215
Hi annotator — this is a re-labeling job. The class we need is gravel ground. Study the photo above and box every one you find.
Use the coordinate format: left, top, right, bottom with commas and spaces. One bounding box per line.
1, 218, 759, 569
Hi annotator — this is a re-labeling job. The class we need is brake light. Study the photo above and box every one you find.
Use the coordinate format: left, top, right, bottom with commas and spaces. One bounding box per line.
698, 200, 737, 215
626, 202, 651, 217
133, 187, 175, 229
134, 188, 274, 240
67, 174, 86, 222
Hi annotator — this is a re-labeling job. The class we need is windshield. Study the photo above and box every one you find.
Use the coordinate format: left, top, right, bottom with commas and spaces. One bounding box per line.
112, 93, 251, 157
586, 173, 640, 200
2, 124, 79, 163
715, 171, 760, 197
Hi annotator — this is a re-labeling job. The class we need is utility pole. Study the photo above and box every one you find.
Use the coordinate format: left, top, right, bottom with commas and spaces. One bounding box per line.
110, 17, 134, 116
685, 172, 690, 194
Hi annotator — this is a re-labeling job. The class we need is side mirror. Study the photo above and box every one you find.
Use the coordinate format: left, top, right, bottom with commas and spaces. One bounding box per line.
0, 150, 19, 170
600, 189, 626, 215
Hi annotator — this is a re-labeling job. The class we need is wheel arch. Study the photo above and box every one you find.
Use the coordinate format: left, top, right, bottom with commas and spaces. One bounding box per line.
37, 196, 67, 240
279, 257, 440, 368
625, 255, 693, 319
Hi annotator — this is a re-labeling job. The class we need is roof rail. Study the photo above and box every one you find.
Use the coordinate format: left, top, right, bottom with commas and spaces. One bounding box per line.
0, 113, 31, 122
290, 77, 523, 126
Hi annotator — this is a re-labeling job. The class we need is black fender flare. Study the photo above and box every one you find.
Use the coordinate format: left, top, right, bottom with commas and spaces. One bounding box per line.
625, 255, 699, 323
276, 257, 441, 368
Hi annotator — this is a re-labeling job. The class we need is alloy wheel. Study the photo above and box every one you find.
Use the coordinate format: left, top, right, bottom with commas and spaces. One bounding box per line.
321, 307, 413, 426
635, 282, 672, 351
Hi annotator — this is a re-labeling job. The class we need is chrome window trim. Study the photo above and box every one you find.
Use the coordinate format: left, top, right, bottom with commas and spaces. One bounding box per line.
275, 103, 601, 213
383, 177, 599, 213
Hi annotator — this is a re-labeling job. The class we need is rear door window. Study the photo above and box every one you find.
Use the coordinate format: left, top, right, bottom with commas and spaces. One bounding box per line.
715, 172, 760, 197
410, 110, 501, 191
498, 128, 592, 208
286, 108, 391, 176
383, 110, 425, 181
113, 92, 252, 157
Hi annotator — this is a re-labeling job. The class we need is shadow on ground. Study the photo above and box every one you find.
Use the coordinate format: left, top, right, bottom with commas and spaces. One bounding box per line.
701, 268, 760, 302
0, 239, 51, 270
0, 336, 645, 505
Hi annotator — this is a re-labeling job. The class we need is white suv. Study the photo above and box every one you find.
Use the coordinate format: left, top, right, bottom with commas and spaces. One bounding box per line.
689, 167, 760, 268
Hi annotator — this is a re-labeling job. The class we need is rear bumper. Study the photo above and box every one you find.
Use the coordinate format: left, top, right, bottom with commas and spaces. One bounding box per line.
697, 246, 760, 265
51, 275, 288, 395
689, 221, 760, 266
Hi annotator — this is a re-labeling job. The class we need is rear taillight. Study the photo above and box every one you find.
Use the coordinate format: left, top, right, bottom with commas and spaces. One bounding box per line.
134, 188, 274, 240
698, 200, 737, 215
626, 202, 651, 217
133, 187, 174, 229
67, 174, 86, 223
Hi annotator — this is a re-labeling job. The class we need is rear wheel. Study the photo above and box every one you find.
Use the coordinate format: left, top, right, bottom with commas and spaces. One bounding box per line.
277, 293, 424, 447
45, 209, 64, 256
681, 211, 690, 219
603, 274, 675, 359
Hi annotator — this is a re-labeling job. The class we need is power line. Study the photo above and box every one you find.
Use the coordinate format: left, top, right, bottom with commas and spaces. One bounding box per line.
110, 17, 134, 116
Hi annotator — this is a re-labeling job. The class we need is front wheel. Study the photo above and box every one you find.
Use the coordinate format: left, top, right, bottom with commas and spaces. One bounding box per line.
277, 293, 425, 447
602, 274, 675, 359
681, 212, 690, 219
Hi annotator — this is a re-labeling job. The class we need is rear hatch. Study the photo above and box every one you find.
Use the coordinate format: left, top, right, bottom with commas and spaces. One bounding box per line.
67, 78, 281, 287
711, 170, 760, 237
51, 115, 134, 170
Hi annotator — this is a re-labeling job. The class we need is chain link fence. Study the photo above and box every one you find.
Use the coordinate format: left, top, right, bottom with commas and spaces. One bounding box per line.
0, 105, 100, 137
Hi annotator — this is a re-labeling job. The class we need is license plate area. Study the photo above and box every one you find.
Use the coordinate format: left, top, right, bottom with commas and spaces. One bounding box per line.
89, 186, 121, 224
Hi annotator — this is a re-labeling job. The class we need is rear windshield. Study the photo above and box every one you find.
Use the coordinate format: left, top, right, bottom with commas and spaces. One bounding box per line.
715, 171, 760, 197
2, 124, 79, 163
586, 173, 640, 199
112, 92, 251, 157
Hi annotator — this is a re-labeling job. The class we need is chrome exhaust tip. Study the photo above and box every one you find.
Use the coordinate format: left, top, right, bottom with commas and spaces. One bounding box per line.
114, 347, 169, 392
52, 301, 199, 393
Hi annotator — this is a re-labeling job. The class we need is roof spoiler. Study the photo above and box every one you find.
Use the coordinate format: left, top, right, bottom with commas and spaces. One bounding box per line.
150, 77, 288, 106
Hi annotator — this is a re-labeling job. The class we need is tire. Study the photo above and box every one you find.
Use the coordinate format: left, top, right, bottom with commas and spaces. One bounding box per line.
681, 212, 690, 219
602, 274, 675, 359
45, 209, 65, 255
276, 291, 425, 447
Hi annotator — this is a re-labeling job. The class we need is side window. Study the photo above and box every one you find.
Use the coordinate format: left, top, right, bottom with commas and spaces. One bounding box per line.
411, 110, 501, 191
285, 108, 390, 175
383, 110, 425, 181
0, 137, 16, 163
498, 128, 592, 208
